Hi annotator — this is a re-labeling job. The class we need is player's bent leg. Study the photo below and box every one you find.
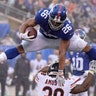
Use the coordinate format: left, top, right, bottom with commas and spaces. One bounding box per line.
69, 34, 87, 51
82, 44, 96, 60
21, 32, 60, 52
0, 32, 60, 62
0, 45, 24, 62
69, 34, 96, 60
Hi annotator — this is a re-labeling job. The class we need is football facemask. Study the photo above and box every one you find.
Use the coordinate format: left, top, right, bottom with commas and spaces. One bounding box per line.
48, 4, 67, 31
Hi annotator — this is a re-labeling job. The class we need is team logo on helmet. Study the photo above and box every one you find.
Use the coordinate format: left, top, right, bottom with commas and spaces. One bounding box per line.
48, 4, 67, 31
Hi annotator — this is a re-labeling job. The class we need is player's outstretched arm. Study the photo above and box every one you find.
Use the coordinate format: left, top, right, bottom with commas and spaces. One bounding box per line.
56, 39, 70, 86
59, 39, 70, 71
0, 45, 24, 62
70, 73, 93, 94
70, 60, 96, 94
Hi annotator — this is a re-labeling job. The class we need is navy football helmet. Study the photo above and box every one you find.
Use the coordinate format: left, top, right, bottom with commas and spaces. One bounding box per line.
48, 4, 67, 30
48, 62, 59, 76
48, 62, 65, 76
75, 29, 86, 39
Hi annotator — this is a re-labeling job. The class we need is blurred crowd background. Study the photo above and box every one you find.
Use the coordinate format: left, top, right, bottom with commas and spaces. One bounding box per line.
0, 0, 95, 96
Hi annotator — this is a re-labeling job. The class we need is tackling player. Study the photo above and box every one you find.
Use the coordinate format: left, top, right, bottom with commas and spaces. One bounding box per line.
35, 59, 96, 96
66, 29, 92, 96
0, 4, 96, 85
67, 29, 96, 96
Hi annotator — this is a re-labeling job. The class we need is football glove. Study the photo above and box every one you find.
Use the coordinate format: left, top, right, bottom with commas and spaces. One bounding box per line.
18, 30, 35, 41
56, 70, 65, 86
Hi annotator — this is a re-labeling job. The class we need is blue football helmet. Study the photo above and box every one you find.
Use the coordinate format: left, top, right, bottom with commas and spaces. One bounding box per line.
75, 29, 86, 39
48, 4, 67, 30
48, 62, 65, 76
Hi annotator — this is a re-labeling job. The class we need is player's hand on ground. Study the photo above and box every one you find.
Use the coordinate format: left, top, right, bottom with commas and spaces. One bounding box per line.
56, 70, 65, 86
89, 60, 96, 75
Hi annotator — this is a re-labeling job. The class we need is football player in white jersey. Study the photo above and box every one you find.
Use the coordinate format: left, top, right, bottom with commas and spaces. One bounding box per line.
35, 59, 96, 96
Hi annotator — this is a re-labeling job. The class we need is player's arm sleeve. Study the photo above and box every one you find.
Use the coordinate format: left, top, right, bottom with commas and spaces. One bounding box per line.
35, 9, 44, 24
70, 73, 93, 94
62, 19, 74, 40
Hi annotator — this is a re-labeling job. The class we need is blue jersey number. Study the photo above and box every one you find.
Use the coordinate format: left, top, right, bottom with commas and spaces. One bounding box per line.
72, 57, 84, 71
40, 10, 49, 19
62, 24, 72, 34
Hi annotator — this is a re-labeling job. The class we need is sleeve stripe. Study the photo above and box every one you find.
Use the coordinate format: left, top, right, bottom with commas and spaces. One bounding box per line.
70, 78, 81, 89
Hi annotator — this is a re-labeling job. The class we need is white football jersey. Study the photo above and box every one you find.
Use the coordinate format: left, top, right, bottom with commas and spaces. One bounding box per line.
35, 72, 81, 96
71, 75, 86, 85
69, 75, 88, 96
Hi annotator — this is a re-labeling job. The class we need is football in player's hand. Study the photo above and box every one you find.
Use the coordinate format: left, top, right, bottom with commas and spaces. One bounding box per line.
26, 27, 37, 39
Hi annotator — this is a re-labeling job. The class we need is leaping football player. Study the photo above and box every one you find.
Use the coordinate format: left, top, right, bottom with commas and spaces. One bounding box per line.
0, 4, 96, 86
